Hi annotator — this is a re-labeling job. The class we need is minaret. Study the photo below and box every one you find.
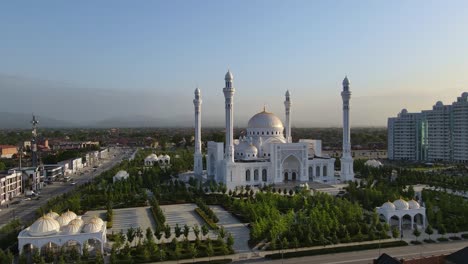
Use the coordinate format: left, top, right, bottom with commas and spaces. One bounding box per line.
284, 90, 292, 143
31, 114, 39, 167
193, 87, 203, 176
223, 70, 235, 162
340, 76, 354, 181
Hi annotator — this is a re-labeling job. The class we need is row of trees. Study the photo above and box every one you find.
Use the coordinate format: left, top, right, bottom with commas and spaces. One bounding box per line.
109, 225, 233, 263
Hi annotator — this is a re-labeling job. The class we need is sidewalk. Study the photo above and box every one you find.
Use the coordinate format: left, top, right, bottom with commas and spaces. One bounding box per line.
148, 229, 468, 264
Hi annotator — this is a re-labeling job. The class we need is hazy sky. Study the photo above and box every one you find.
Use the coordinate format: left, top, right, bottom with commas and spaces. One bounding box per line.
1, 1, 467, 127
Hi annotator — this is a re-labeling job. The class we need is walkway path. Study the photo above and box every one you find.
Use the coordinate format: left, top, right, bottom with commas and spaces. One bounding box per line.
210, 205, 251, 253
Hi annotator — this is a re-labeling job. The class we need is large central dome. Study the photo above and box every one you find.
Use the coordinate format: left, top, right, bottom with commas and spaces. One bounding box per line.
247, 110, 284, 129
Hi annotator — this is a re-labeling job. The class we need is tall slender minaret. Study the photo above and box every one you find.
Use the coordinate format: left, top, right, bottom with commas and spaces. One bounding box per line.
284, 90, 292, 143
193, 87, 203, 176
31, 114, 39, 167
340, 76, 354, 181
223, 70, 235, 163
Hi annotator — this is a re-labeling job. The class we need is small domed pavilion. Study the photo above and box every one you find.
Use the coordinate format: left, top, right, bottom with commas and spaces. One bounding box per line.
376, 198, 427, 231
18, 210, 106, 256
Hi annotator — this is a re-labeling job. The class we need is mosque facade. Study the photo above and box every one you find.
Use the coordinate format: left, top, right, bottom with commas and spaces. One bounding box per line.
194, 71, 354, 190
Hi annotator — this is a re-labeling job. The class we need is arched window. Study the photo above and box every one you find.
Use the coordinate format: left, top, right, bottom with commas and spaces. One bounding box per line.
246, 170, 251, 181
254, 169, 259, 181
309, 166, 313, 179
316, 166, 321, 177
323, 166, 327, 176
262, 131, 264, 135
266, 131, 269, 135
262, 169, 267, 181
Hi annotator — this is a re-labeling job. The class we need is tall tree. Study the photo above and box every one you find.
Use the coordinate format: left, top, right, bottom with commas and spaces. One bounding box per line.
193, 224, 200, 240
175, 223, 182, 238
126, 227, 136, 246
206, 241, 214, 261
183, 224, 190, 239
425, 225, 434, 240
201, 224, 209, 239
413, 227, 421, 241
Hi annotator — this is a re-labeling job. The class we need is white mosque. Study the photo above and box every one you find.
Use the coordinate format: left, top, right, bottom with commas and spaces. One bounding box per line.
193, 70, 355, 190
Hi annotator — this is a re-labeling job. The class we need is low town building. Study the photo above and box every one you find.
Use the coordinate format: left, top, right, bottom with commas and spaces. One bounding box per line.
0, 145, 18, 158
0, 170, 22, 204
41, 165, 63, 182
50, 141, 99, 151
9, 167, 42, 192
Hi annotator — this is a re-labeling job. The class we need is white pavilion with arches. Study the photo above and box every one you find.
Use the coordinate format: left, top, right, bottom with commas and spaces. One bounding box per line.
376, 198, 427, 231
18, 210, 106, 255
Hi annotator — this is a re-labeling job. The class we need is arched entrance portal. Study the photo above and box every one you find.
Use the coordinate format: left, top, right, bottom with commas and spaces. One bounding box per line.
86, 238, 103, 256
390, 215, 399, 229
282, 155, 301, 182
414, 213, 424, 228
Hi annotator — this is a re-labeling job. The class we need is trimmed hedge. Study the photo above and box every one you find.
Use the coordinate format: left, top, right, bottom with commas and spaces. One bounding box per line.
449, 236, 461, 240
265, 241, 408, 259
461, 233, 468, 239
196, 199, 219, 223
437, 237, 449, 242
150, 198, 166, 230
106, 208, 113, 228
195, 208, 218, 230
410, 241, 422, 245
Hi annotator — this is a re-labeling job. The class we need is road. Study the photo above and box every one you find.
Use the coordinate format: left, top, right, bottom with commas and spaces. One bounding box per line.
0, 147, 130, 227
255, 240, 468, 264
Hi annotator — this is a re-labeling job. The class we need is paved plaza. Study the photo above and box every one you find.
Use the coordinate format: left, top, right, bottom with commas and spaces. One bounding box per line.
83, 206, 157, 235
85, 204, 251, 254
210, 205, 251, 253
161, 203, 216, 242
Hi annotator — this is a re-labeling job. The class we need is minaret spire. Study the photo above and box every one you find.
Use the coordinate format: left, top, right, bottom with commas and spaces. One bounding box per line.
340, 76, 354, 181
193, 87, 203, 176
284, 90, 292, 143
223, 70, 235, 162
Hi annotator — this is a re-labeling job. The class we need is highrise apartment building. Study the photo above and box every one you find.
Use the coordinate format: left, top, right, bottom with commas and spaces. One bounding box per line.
387, 110, 426, 161
388, 92, 468, 163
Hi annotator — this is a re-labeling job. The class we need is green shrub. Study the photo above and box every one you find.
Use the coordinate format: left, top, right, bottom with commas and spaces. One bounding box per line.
196, 199, 219, 223
437, 237, 449, 242
195, 208, 218, 230
461, 233, 468, 239
449, 236, 461, 240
